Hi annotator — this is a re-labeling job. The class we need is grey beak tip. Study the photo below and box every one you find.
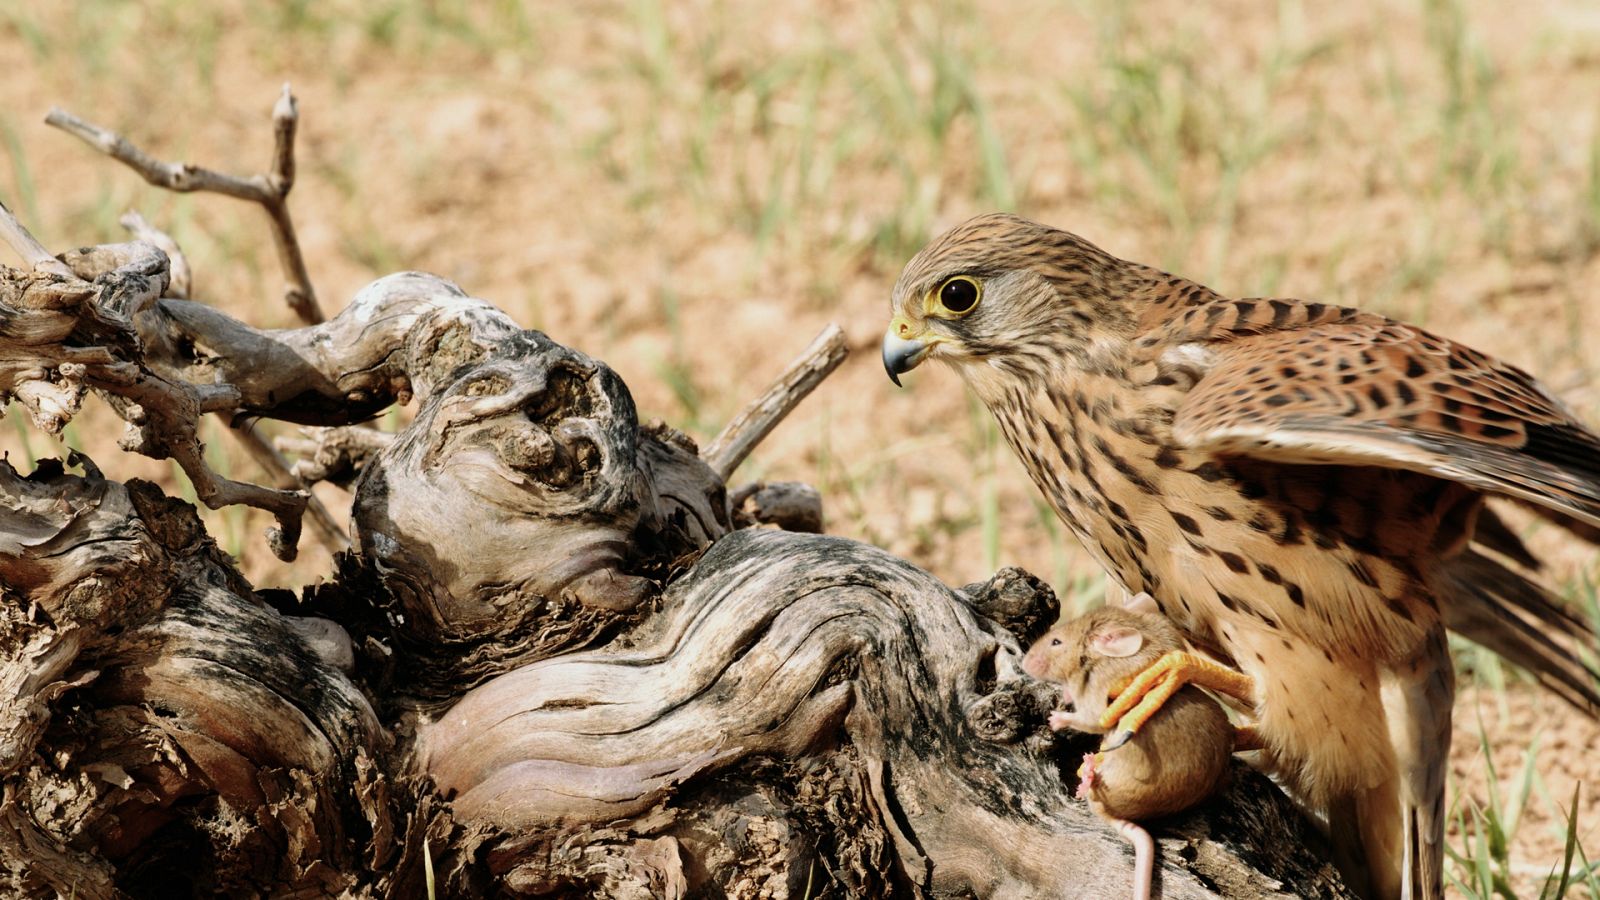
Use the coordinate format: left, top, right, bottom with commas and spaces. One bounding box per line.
882, 328, 925, 386
882, 344, 904, 386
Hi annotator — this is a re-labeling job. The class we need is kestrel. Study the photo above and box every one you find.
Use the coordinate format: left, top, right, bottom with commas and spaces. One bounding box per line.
882, 213, 1600, 900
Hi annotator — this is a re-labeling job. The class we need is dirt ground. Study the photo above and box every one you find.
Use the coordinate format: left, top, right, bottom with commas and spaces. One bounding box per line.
3, 0, 1599, 891
1450, 684, 1600, 894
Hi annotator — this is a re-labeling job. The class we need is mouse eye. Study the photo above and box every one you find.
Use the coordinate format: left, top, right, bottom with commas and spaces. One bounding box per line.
1050, 637, 1062, 647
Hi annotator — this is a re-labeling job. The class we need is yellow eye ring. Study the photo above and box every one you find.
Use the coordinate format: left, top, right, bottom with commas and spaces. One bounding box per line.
930, 275, 982, 317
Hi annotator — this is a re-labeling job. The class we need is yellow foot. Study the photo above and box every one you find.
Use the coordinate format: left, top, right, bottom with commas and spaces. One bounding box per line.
1098, 650, 1258, 744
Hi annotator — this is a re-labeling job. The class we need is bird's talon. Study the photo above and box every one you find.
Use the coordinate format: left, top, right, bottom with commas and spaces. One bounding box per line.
1102, 729, 1134, 751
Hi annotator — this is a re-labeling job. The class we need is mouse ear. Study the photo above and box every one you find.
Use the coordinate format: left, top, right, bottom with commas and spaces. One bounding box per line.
1123, 592, 1159, 616
1090, 625, 1144, 658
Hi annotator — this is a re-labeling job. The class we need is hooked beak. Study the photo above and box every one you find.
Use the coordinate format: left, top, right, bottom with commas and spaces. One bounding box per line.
882, 316, 930, 387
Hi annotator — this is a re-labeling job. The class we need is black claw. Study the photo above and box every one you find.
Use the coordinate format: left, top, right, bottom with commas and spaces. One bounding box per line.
1102, 729, 1134, 751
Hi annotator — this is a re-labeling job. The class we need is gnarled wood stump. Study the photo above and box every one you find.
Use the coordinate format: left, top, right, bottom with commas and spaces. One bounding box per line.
0, 258, 1352, 898
0, 95, 1356, 898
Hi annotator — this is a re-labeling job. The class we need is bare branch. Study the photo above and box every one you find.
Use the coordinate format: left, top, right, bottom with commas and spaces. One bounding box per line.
275, 425, 395, 486
264, 85, 320, 326
44, 108, 268, 201
0, 199, 72, 278
111, 210, 339, 550
702, 323, 847, 481
85, 358, 309, 561
112, 209, 339, 551
47, 85, 324, 325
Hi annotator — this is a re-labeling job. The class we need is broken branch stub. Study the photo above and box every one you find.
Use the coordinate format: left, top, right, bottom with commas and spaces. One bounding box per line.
702, 323, 847, 481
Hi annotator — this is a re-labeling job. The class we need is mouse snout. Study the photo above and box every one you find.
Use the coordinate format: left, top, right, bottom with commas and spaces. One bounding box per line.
1021, 650, 1046, 679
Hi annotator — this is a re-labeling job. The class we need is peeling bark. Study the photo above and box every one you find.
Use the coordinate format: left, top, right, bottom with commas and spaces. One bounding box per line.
0, 460, 391, 898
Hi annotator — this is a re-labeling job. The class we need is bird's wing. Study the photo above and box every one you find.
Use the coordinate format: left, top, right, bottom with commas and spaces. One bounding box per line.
1169, 308, 1600, 528
1436, 545, 1600, 715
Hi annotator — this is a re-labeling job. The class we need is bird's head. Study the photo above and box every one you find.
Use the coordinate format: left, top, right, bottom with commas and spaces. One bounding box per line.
882, 213, 1138, 390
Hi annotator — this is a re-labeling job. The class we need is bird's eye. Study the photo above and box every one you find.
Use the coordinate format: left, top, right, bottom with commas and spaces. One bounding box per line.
933, 276, 981, 316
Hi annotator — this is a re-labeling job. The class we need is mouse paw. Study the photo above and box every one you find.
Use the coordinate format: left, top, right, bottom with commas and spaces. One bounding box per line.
1075, 751, 1101, 800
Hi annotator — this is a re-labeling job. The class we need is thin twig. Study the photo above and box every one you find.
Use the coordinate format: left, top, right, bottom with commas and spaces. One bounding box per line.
46, 84, 324, 324
702, 324, 848, 481
0, 199, 73, 278
264, 86, 319, 325
44, 108, 268, 200
228, 423, 350, 556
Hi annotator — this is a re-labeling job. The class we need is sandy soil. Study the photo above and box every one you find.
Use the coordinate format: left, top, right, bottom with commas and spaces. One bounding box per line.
1449, 686, 1600, 894
2, 0, 1598, 890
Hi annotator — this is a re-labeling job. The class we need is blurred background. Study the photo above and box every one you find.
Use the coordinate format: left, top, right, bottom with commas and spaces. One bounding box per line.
3, 0, 1599, 891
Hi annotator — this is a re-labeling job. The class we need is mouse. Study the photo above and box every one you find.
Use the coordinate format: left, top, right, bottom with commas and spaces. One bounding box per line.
1023, 594, 1242, 899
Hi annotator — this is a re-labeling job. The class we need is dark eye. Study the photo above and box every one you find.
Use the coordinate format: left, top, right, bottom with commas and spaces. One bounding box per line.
934, 276, 981, 316
1050, 637, 1062, 647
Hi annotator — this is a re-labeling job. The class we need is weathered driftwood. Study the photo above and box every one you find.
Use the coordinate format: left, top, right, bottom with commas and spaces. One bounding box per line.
0, 93, 1360, 898
418, 531, 1350, 898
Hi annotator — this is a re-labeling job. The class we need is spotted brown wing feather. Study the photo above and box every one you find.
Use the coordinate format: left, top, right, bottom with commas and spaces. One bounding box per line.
1437, 547, 1600, 715
1168, 307, 1600, 530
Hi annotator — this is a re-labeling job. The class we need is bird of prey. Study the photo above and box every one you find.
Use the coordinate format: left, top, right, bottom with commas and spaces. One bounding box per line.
882, 213, 1600, 900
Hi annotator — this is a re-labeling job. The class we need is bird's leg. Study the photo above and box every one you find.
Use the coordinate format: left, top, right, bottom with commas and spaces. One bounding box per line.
1232, 723, 1264, 752
1113, 817, 1155, 900
1100, 651, 1257, 748
1099, 652, 1184, 728
1100, 669, 1184, 750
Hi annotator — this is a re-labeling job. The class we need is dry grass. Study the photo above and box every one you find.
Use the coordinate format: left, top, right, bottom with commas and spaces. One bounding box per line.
4, 0, 1600, 892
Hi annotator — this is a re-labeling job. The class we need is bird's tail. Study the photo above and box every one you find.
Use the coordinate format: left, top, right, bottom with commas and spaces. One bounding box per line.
1382, 633, 1454, 900
1435, 547, 1600, 717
